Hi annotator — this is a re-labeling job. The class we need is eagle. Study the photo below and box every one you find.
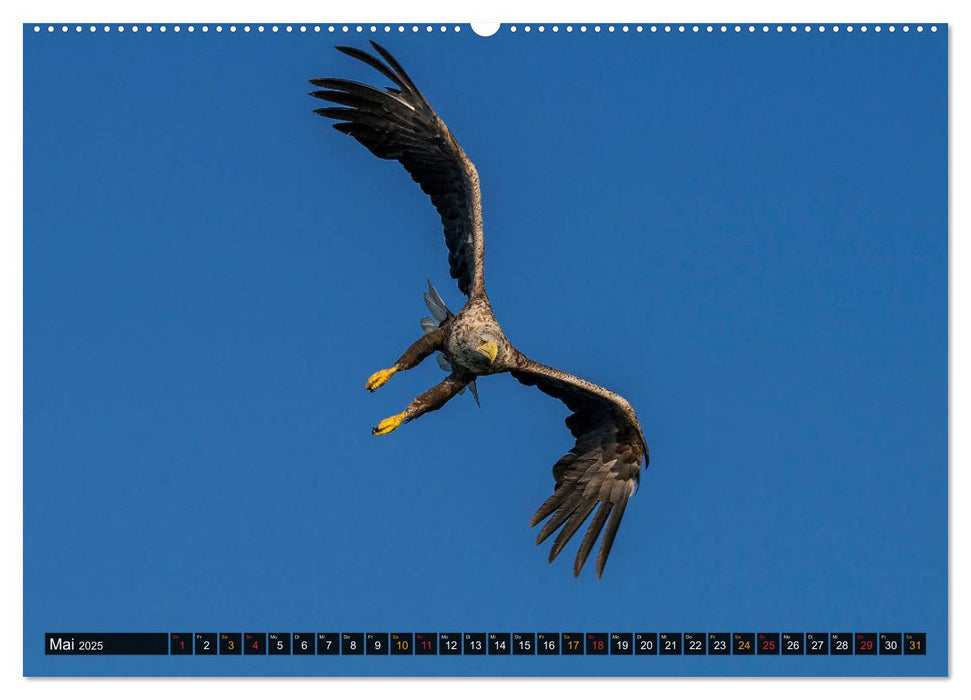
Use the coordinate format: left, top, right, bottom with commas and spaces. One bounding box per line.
311, 42, 649, 578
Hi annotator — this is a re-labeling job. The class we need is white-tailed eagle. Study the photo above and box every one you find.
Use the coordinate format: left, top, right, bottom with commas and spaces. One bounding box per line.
311, 42, 649, 578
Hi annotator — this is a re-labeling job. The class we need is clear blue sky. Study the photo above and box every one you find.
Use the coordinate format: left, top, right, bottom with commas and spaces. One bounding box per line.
24, 25, 946, 676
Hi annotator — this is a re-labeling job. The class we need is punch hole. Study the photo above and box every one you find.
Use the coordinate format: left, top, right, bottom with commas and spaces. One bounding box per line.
471, 23, 500, 37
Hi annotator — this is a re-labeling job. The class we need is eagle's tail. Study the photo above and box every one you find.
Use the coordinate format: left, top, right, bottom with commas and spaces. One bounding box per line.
422, 278, 450, 325
420, 279, 480, 407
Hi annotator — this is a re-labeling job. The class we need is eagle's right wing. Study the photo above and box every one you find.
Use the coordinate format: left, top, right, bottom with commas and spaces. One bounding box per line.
311, 41, 486, 298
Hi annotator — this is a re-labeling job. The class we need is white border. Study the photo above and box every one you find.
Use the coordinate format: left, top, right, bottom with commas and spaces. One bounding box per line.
19, 21, 946, 33
3, 1, 963, 699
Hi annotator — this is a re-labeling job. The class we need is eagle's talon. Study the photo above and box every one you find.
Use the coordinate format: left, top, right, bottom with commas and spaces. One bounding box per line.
366, 367, 397, 392
372, 413, 405, 436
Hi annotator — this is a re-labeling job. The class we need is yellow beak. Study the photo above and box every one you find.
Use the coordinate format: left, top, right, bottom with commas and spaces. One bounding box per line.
477, 340, 499, 364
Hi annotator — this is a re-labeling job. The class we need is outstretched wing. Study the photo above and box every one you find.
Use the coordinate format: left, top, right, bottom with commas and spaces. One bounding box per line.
310, 41, 485, 298
511, 358, 649, 578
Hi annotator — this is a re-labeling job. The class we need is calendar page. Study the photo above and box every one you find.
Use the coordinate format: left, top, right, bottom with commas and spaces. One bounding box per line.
23, 21, 947, 677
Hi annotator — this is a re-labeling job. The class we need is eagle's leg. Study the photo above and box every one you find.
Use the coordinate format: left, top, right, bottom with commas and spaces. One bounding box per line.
365, 327, 445, 392
372, 374, 469, 436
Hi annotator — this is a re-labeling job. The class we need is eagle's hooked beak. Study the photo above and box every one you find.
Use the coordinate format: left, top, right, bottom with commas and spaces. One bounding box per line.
477, 340, 499, 365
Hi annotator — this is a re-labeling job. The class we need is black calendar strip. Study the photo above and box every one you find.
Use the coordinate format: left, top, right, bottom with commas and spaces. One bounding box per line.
45, 632, 926, 656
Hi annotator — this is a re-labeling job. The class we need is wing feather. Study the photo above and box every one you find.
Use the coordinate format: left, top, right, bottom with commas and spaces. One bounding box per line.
311, 41, 485, 297
575, 502, 613, 577
512, 357, 648, 578
534, 490, 583, 544
596, 498, 628, 577
548, 497, 598, 564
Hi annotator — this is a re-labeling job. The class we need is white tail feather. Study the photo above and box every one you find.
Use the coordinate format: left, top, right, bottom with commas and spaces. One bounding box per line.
423, 278, 450, 323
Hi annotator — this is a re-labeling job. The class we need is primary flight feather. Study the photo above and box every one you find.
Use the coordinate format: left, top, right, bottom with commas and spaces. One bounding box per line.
311, 41, 649, 578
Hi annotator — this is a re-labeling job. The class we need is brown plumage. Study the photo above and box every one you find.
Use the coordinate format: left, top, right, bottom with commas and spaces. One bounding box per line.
312, 41, 649, 578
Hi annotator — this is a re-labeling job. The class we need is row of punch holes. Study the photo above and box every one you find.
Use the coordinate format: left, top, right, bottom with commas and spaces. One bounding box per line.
32, 24, 939, 35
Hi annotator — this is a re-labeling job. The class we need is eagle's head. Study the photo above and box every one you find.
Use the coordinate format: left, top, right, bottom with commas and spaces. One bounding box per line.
469, 330, 508, 374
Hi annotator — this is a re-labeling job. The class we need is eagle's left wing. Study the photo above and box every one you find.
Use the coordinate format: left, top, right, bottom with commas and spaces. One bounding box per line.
510, 358, 649, 578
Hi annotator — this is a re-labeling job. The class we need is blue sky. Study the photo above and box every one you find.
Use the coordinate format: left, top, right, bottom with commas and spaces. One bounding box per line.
24, 25, 946, 676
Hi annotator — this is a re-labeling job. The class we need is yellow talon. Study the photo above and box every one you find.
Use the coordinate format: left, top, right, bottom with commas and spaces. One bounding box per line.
365, 367, 397, 392
372, 413, 406, 437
